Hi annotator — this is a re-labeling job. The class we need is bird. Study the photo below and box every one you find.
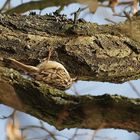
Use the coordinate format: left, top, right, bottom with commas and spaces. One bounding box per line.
3, 58, 76, 90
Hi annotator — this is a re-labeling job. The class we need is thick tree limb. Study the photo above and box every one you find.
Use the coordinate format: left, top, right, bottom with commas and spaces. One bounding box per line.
0, 14, 140, 132
0, 14, 140, 83
0, 67, 140, 132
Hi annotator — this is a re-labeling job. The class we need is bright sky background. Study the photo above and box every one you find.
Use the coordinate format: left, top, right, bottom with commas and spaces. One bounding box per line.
0, 0, 140, 140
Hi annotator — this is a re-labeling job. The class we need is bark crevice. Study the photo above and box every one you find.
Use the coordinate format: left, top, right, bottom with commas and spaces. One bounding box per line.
0, 14, 140, 132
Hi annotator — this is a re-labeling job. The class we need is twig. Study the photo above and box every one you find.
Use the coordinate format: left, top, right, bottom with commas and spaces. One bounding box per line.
91, 123, 105, 140
104, 18, 117, 24
128, 81, 140, 97
68, 128, 79, 140
71, 7, 87, 24
21, 120, 58, 140
0, 109, 16, 119
0, 0, 10, 12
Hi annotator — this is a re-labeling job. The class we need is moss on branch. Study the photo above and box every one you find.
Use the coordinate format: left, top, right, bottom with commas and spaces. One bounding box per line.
0, 14, 140, 83
0, 67, 140, 132
0, 14, 140, 132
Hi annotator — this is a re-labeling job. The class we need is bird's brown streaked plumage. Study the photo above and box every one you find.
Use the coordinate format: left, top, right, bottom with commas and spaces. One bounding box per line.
3, 58, 75, 90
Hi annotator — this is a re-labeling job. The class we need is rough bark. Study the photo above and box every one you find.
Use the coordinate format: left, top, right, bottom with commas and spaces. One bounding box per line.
0, 67, 140, 132
0, 14, 140, 82
0, 14, 140, 132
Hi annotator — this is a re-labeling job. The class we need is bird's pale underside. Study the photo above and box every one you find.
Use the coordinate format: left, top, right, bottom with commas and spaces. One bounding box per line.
5, 58, 74, 90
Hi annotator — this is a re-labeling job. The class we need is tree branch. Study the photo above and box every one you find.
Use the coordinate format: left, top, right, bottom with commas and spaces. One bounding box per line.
0, 14, 140, 132
0, 66, 140, 132
3, 0, 134, 14
0, 14, 140, 83
4, 0, 105, 14
4, 0, 72, 14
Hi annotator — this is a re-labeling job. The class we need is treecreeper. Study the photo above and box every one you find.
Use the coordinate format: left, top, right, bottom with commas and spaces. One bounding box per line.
2, 58, 76, 90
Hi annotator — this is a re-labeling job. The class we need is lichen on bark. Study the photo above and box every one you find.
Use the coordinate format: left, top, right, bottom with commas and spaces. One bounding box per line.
0, 14, 140, 132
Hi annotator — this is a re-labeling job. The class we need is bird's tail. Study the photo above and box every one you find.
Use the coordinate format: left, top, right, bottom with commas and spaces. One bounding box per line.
2, 58, 39, 74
